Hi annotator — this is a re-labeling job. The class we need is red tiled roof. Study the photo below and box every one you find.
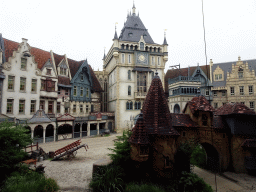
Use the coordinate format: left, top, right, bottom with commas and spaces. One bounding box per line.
171, 113, 198, 127
142, 74, 180, 136
89, 65, 103, 92
164, 65, 210, 93
53, 52, 65, 66
58, 76, 70, 86
3, 38, 19, 60
215, 103, 256, 116
67, 58, 83, 78
183, 95, 214, 114
3, 38, 51, 69
129, 113, 149, 145
30, 47, 51, 69
241, 139, 256, 148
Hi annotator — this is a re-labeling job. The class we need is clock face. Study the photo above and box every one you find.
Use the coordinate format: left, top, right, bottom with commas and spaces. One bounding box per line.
139, 54, 145, 62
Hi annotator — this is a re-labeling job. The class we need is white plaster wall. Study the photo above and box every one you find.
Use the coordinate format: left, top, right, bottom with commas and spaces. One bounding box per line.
2, 40, 41, 119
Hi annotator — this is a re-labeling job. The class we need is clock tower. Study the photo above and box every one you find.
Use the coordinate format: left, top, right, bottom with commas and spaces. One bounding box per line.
103, 3, 168, 132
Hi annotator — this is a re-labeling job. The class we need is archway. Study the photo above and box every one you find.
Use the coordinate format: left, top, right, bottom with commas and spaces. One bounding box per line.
82, 123, 87, 137
58, 124, 72, 140
200, 142, 220, 172
74, 123, 80, 138
174, 104, 180, 114
34, 125, 43, 143
45, 124, 54, 142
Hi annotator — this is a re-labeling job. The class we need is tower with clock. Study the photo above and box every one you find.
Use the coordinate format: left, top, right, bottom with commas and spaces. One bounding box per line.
102, 2, 168, 132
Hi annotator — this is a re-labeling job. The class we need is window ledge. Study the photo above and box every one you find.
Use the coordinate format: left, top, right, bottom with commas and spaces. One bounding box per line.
7, 89, 15, 92
19, 91, 26, 93
31, 91, 37, 94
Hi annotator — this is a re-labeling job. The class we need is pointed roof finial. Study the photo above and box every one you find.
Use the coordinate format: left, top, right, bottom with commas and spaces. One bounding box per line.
163, 29, 168, 45
238, 56, 241, 61
113, 22, 118, 40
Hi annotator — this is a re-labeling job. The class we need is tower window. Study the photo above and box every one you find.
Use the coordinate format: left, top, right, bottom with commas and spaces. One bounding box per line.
140, 42, 144, 50
128, 86, 131, 96
126, 101, 133, 110
128, 70, 131, 80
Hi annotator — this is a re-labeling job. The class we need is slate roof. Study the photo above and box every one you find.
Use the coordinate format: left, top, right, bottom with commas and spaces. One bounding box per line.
3, 38, 52, 69
58, 76, 71, 86
119, 13, 154, 44
241, 139, 256, 148
211, 59, 256, 87
0, 34, 6, 64
27, 109, 52, 124
214, 103, 256, 116
164, 65, 210, 93
171, 113, 198, 127
129, 113, 149, 145
142, 73, 179, 136
183, 95, 215, 114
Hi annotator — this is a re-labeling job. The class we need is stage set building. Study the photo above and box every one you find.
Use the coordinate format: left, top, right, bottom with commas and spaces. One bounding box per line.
102, 3, 168, 132
0, 34, 114, 143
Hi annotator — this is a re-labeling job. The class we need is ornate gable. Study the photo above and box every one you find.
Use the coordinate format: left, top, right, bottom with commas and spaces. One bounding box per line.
57, 113, 75, 121
71, 60, 92, 87
213, 65, 224, 81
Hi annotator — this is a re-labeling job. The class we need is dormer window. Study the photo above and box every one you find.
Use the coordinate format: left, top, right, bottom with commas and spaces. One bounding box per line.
134, 24, 138, 27
128, 33, 133, 37
47, 69, 51, 75
21, 58, 27, 70
81, 74, 84, 81
215, 74, 222, 80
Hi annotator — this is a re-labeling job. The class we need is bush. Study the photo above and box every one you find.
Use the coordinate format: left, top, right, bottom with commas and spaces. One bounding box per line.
108, 130, 132, 166
1, 164, 59, 192
125, 182, 165, 192
0, 122, 33, 183
178, 172, 213, 192
191, 144, 207, 168
89, 164, 125, 192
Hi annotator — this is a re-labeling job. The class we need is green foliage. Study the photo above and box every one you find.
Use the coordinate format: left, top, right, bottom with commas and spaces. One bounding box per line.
191, 144, 207, 168
1, 164, 59, 192
103, 134, 110, 137
2, 165, 60, 192
89, 164, 125, 192
0, 122, 33, 183
125, 182, 165, 192
108, 130, 132, 165
179, 172, 213, 192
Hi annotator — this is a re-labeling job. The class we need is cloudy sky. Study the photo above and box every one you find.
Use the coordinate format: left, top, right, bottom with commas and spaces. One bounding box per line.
1, 0, 256, 72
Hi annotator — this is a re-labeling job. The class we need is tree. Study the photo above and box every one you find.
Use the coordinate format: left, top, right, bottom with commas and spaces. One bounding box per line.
0, 121, 33, 183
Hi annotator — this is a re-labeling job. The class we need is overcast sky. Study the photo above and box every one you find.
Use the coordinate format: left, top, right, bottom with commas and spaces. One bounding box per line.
1, 0, 256, 72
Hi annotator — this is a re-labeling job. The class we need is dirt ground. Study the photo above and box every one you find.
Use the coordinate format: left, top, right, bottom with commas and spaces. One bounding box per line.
38, 134, 256, 192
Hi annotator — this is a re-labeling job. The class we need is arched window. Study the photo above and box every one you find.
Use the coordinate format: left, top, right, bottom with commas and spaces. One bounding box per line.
128, 70, 131, 80
126, 101, 133, 110
128, 86, 131, 95
140, 42, 144, 50
135, 101, 141, 110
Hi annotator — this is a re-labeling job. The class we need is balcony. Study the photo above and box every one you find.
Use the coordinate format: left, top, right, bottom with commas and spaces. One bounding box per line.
134, 86, 147, 99
168, 76, 200, 85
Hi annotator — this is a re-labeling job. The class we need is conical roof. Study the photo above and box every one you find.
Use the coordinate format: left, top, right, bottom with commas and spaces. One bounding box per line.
119, 12, 154, 44
142, 74, 180, 136
129, 112, 149, 145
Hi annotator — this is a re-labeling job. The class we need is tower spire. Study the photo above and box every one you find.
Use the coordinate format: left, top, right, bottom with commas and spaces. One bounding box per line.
132, 1, 136, 15
163, 29, 168, 45
113, 22, 118, 40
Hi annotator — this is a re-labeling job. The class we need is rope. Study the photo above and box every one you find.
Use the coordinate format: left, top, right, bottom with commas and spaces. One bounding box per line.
201, 0, 217, 191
